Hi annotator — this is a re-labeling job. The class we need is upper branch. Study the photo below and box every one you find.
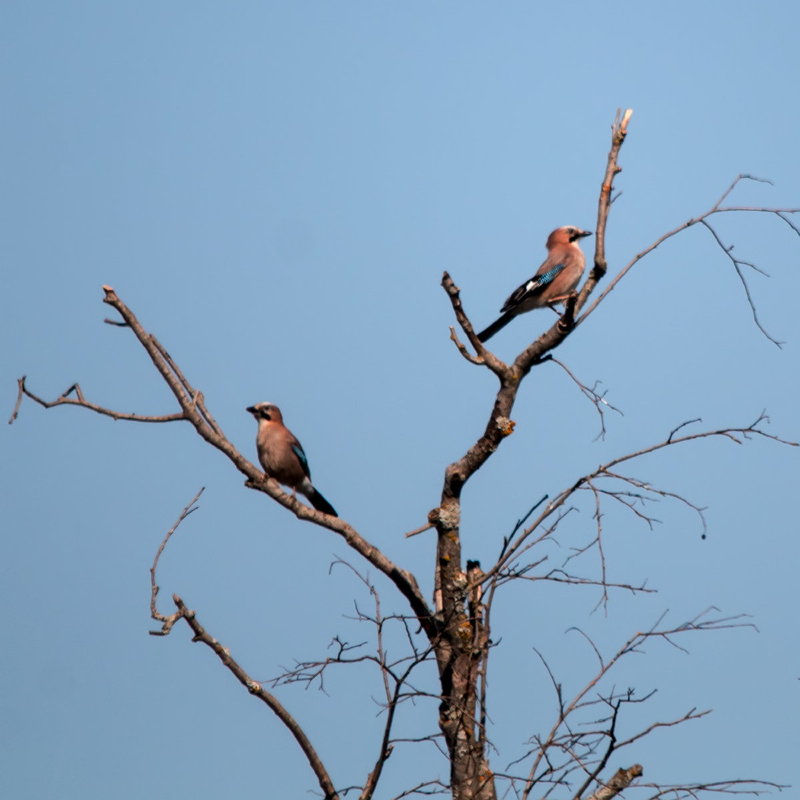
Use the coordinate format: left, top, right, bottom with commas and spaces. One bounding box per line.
577, 108, 633, 311
9, 376, 185, 425
436, 112, 635, 507
101, 286, 227, 440
576, 175, 800, 341
440, 272, 509, 378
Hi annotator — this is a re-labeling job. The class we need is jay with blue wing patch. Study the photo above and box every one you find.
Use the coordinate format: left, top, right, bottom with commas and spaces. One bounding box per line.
477, 226, 592, 342
246, 402, 337, 517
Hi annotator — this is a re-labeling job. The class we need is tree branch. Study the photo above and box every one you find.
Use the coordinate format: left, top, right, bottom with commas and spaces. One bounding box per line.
576, 175, 800, 344
578, 108, 634, 308
436, 111, 635, 512
483, 413, 797, 586
8, 376, 186, 424
171, 595, 341, 800
584, 765, 643, 800
149, 487, 204, 636
147, 495, 340, 798
14, 287, 438, 641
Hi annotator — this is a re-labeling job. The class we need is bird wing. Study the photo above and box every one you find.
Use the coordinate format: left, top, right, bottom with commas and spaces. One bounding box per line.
500, 263, 565, 312
290, 441, 311, 479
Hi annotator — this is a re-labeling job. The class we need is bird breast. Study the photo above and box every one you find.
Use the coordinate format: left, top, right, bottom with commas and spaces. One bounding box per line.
257, 424, 307, 488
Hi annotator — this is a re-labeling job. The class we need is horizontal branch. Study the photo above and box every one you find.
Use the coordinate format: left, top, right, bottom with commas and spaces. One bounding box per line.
9, 377, 185, 424
640, 777, 787, 799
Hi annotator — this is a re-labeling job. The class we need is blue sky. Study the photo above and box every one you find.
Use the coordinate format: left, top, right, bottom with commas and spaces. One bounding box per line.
2, 3, 798, 798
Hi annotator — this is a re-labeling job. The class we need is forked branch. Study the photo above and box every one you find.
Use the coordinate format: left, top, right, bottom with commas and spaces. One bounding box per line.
149, 487, 204, 635
484, 413, 797, 585
577, 175, 800, 346
514, 610, 756, 800
10, 288, 436, 639
438, 111, 634, 510
147, 493, 340, 799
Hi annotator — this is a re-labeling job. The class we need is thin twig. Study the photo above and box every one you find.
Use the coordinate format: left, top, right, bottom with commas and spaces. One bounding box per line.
577, 175, 800, 345
9, 376, 186, 424
149, 488, 205, 635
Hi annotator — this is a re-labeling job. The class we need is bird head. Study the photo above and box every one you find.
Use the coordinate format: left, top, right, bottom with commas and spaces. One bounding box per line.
547, 226, 592, 248
246, 402, 283, 423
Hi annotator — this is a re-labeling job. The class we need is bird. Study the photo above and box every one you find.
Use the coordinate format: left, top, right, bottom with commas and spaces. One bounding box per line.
477, 226, 592, 342
246, 402, 337, 516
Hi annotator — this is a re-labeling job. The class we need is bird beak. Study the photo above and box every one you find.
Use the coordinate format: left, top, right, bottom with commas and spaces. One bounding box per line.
578, 230, 593, 238
246, 406, 257, 414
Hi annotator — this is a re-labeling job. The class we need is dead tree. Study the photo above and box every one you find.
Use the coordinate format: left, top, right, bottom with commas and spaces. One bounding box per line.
10, 110, 799, 800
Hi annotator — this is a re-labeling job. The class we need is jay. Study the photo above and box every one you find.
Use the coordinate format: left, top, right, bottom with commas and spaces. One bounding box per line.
477, 226, 592, 342
246, 402, 337, 517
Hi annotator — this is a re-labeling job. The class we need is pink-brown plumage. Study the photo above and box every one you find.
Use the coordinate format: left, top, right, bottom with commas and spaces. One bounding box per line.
478, 225, 592, 342
246, 402, 337, 516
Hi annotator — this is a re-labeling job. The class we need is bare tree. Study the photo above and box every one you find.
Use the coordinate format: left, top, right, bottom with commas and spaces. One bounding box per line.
10, 110, 799, 800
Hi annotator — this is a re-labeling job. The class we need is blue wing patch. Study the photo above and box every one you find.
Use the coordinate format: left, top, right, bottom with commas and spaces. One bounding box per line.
291, 443, 310, 477
503, 263, 566, 311
533, 262, 564, 287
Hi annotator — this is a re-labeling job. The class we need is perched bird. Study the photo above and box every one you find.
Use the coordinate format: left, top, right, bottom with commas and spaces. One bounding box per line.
246, 402, 337, 516
477, 226, 592, 342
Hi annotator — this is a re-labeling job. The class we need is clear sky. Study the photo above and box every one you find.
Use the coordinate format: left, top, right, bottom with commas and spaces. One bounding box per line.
2, 3, 798, 798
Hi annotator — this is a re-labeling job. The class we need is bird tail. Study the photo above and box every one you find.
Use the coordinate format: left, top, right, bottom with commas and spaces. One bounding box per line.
306, 487, 337, 517
477, 311, 516, 342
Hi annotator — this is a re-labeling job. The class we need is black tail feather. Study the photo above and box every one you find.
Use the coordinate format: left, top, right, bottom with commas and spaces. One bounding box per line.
306, 488, 337, 517
477, 311, 516, 342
